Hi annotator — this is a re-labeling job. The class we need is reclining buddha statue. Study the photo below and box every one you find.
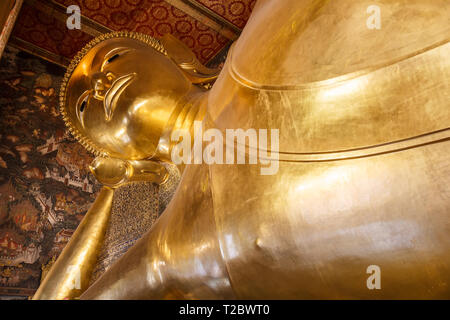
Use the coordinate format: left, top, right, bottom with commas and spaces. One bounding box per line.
35, 0, 449, 299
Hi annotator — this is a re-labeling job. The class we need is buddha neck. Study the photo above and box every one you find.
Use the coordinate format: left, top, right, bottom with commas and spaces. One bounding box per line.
154, 86, 208, 168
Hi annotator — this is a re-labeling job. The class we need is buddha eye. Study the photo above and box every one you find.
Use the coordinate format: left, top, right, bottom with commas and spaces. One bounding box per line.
80, 100, 86, 112
80, 95, 89, 112
106, 54, 119, 64
76, 91, 92, 128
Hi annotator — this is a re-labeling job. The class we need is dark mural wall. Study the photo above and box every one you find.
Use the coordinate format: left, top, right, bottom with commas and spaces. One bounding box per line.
0, 46, 99, 298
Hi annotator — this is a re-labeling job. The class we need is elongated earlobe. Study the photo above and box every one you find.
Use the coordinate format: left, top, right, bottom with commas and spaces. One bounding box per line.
161, 33, 220, 84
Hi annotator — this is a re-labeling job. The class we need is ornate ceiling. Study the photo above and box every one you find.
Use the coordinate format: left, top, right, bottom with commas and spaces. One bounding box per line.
9, 0, 256, 67
194, 0, 255, 28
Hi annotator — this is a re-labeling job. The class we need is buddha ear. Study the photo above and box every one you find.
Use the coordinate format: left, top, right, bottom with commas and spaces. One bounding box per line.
161, 33, 220, 84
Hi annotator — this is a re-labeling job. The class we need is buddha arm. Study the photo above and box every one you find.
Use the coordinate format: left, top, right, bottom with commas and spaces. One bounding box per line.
33, 187, 114, 300
80, 163, 235, 300
33, 158, 168, 300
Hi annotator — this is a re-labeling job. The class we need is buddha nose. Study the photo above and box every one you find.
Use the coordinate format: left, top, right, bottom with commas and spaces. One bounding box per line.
91, 72, 111, 100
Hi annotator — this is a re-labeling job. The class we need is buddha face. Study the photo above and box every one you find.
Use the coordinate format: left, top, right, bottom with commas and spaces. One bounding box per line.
63, 36, 191, 160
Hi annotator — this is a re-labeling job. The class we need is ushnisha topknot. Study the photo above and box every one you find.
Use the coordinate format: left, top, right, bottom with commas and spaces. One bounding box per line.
59, 31, 168, 157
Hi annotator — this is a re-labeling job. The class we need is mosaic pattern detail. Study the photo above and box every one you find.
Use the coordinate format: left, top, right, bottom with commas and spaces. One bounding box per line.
0, 46, 100, 297
90, 162, 180, 283
194, 0, 256, 28
159, 162, 181, 215
90, 182, 159, 284
53, 0, 229, 63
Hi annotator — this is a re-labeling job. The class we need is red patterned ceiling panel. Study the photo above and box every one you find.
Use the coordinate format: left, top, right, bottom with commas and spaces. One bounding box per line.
12, 4, 94, 59
194, 0, 256, 29
54, 0, 229, 63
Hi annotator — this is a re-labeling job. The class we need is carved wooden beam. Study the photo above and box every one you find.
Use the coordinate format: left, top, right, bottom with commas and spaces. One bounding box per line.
9, 36, 70, 67
26, 0, 112, 37
0, 0, 24, 58
206, 41, 232, 68
164, 0, 240, 40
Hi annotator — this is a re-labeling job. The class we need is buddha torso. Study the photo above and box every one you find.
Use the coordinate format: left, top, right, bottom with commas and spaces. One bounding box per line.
202, 0, 450, 298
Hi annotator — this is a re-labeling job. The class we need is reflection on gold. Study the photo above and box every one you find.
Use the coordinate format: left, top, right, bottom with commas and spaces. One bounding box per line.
319, 77, 366, 101
35, 0, 449, 299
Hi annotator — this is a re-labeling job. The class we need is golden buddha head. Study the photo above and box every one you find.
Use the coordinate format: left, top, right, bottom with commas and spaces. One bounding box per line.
60, 31, 216, 160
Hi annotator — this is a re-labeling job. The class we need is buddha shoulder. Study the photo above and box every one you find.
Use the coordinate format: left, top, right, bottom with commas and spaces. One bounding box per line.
206, 0, 449, 155
230, 0, 449, 87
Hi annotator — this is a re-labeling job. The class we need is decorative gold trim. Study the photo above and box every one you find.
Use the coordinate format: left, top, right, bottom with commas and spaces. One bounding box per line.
59, 31, 168, 157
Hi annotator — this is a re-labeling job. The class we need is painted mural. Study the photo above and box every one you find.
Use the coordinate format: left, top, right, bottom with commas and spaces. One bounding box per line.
0, 46, 100, 299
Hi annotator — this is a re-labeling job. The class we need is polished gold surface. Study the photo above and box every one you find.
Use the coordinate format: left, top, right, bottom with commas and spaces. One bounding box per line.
40, 0, 450, 299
